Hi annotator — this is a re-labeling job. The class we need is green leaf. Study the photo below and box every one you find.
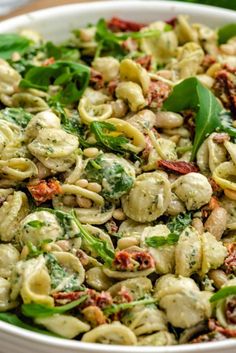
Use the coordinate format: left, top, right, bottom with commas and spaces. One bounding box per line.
103, 297, 157, 315
218, 24, 236, 44
90, 121, 129, 153
173, 0, 236, 10
26, 220, 45, 229
20, 61, 90, 104
0, 313, 58, 336
44, 41, 80, 61
163, 77, 222, 160
71, 210, 115, 265
0, 108, 32, 128
145, 233, 179, 248
22, 295, 88, 318
210, 286, 236, 303
0, 34, 31, 60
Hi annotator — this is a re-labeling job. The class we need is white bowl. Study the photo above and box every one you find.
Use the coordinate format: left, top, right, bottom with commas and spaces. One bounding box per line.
1, 1, 236, 353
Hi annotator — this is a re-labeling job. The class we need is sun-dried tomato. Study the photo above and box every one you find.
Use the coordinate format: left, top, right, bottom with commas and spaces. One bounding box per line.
158, 160, 199, 174
90, 68, 104, 89
107, 17, 146, 32
209, 319, 236, 338
165, 17, 177, 28
113, 249, 154, 271
107, 79, 118, 96
135, 55, 152, 71
224, 243, 236, 274
213, 68, 236, 117
42, 57, 55, 66
201, 54, 216, 71
147, 80, 171, 108
226, 297, 236, 325
212, 133, 230, 144
27, 179, 62, 204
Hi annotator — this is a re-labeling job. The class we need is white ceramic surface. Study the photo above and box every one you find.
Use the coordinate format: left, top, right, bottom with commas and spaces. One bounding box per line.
0, 1, 236, 352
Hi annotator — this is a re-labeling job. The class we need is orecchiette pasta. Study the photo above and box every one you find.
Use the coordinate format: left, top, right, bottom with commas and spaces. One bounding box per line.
0, 14, 236, 347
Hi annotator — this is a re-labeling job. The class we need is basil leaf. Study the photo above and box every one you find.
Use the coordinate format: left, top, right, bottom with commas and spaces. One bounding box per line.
218, 23, 236, 45
163, 77, 222, 160
0, 108, 32, 128
210, 286, 236, 303
26, 220, 45, 229
0, 34, 31, 60
22, 295, 88, 318
20, 61, 90, 104
103, 297, 157, 315
90, 121, 129, 153
0, 313, 57, 336
145, 233, 179, 248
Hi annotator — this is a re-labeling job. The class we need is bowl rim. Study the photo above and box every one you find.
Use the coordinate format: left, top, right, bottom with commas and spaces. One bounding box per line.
0, 1, 236, 351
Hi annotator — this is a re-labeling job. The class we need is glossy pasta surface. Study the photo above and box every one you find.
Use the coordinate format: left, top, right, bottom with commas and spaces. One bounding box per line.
0, 14, 236, 346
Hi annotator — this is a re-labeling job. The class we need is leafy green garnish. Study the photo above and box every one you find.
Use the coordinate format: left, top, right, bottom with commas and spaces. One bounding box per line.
0, 34, 31, 60
0, 313, 58, 336
90, 121, 129, 153
103, 297, 157, 315
218, 23, 236, 45
26, 220, 45, 229
85, 154, 134, 200
22, 295, 88, 318
173, 0, 236, 10
20, 61, 90, 104
220, 112, 236, 137
44, 41, 80, 61
210, 286, 236, 303
145, 213, 192, 248
0, 108, 32, 128
163, 77, 222, 160
71, 210, 115, 265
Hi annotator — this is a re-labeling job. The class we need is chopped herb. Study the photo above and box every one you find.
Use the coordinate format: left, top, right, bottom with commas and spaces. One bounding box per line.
26, 220, 45, 229
103, 297, 157, 315
0, 108, 32, 128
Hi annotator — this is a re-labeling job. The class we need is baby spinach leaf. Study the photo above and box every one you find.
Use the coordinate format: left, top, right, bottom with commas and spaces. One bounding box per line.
103, 297, 157, 315
90, 121, 129, 153
0, 34, 31, 60
22, 295, 88, 318
44, 42, 80, 61
145, 213, 192, 248
0, 313, 57, 336
20, 61, 90, 104
218, 23, 236, 45
85, 154, 134, 200
163, 77, 222, 160
0, 108, 32, 128
210, 286, 236, 303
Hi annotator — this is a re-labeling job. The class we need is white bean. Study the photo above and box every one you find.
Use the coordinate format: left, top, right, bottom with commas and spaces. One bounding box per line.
156, 112, 184, 129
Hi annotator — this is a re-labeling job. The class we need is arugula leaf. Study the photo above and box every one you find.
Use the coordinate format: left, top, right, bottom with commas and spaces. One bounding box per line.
0, 313, 57, 336
0, 108, 32, 128
20, 61, 90, 104
71, 210, 115, 265
145, 213, 192, 248
85, 154, 134, 200
163, 77, 222, 160
145, 233, 179, 248
26, 220, 45, 229
22, 295, 88, 318
44, 42, 80, 61
218, 24, 236, 45
210, 286, 236, 303
0, 34, 31, 60
103, 297, 157, 315
90, 121, 129, 153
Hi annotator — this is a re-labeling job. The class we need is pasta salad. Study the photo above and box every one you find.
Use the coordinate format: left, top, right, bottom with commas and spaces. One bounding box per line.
0, 15, 236, 346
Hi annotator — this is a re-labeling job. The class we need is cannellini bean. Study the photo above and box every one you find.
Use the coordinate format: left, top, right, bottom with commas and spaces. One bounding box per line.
63, 195, 77, 207
111, 99, 128, 118
204, 207, 228, 240
55, 240, 71, 252
76, 179, 89, 188
224, 188, 236, 200
87, 183, 102, 193
208, 269, 228, 289
192, 218, 204, 235
155, 112, 184, 129
77, 197, 92, 208
117, 236, 139, 250
83, 148, 99, 158
112, 208, 126, 221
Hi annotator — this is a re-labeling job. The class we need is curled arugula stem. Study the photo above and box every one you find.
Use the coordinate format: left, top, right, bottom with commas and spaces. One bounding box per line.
21, 295, 88, 318
103, 297, 157, 315
210, 286, 236, 303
